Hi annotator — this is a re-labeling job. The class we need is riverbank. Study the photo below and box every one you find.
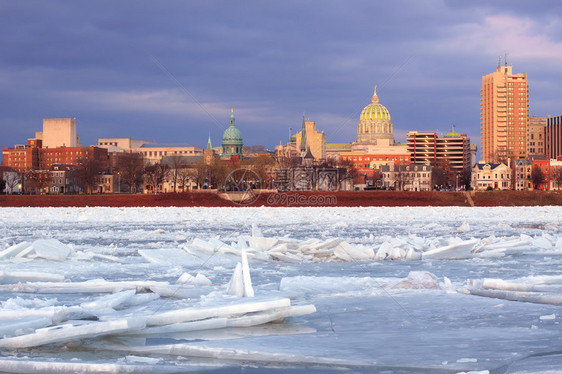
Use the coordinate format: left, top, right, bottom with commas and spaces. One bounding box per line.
1, 190, 561, 207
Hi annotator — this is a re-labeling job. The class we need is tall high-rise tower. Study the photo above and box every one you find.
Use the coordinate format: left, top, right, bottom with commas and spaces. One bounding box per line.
480, 59, 529, 163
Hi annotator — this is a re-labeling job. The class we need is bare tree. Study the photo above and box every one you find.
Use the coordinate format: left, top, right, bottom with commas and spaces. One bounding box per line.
243, 154, 275, 188
25, 170, 52, 194
144, 163, 169, 193
394, 166, 414, 191
245, 145, 266, 154
163, 155, 193, 192
116, 152, 145, 193
193, 162, 210, 189
4, 172, 22, 194
72, 157, 106, 194
551, 167, 562, 190
338, 159, 359, 186
208, 159, 232, 189
458, 168, 472, 190
531, 164, 546, 190
177, 167, 197, 191
431, 167, 447, 190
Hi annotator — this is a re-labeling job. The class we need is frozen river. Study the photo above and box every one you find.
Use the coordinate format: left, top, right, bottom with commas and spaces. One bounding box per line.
0, 206, 561, 373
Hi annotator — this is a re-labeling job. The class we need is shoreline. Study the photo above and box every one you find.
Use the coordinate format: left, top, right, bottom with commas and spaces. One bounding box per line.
1, 190, 561, 207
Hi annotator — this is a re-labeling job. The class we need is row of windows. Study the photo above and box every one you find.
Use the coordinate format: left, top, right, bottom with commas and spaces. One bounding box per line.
382, 173, 430, 179
476, 174, 511, 179
43, 151, 86, 156
344, 156, 409, 162
477, 182, 510, 188
142, 150, 195, 157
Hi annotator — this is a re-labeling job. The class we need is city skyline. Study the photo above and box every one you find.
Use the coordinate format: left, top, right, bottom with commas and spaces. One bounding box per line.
1, 1, 562, 156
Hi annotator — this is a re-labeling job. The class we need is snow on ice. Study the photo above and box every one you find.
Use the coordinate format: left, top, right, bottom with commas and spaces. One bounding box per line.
0, 206, 561, 373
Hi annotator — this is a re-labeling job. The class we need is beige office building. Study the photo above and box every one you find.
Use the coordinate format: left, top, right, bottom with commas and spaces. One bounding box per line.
36, 118, 81, 148
527, 116, 546, 157
294, 120, 326, 161
97, 138, 155, 151
481, 62, 528, 162
133, 144, 204, 164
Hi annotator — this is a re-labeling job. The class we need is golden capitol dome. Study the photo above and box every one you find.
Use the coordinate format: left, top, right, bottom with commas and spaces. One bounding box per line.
356, 86, 394, 146
360, 86, 391, 121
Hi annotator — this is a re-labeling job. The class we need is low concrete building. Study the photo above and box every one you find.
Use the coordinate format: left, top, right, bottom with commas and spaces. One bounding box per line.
97, 138, 155, 151
134, 144, 204, 165
325, 143, 352, 164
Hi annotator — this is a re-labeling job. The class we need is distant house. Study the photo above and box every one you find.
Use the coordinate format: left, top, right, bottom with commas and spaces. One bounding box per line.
550, 159, 562, 191
48, 164, 77, 194
471, 162, 511, 190
380, 163, 432, 191
513, 160, 532, 191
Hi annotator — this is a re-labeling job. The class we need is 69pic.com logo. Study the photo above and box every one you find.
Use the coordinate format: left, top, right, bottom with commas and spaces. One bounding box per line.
220, 168, 262, 206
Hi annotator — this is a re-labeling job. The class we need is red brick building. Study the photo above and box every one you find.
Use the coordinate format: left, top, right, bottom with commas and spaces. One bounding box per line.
531, 158, 550, 190
3, 140, 108, 172
340, 150, 410, 188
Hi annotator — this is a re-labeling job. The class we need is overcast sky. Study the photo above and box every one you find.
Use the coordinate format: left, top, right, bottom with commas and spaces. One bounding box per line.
1, 1, 562, 157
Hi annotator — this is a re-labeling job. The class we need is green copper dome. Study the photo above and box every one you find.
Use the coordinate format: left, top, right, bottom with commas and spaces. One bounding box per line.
222, 111, 243, 142
444, 129, 461, 138
222, 125, 242, 142
221, 109, 244, 160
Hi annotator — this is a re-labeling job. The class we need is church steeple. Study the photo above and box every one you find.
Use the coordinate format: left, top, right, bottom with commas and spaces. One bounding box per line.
207, 131, 212, 150
300, 112, 308, 155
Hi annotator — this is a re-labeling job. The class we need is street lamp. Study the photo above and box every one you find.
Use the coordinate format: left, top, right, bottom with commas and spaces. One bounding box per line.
117, 172, 121, 194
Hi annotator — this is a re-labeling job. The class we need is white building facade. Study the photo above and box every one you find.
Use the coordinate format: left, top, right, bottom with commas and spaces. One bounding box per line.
471, 163, 511, 190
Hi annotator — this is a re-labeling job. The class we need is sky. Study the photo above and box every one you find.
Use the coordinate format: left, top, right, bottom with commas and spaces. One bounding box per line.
1, 1, 562, 158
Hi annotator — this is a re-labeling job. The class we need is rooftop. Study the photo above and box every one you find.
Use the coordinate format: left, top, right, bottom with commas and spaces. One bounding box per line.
139, 143, 200, 149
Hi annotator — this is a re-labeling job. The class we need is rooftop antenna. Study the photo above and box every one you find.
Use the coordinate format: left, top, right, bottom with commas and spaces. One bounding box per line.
504, 52, 508, 66
497, 55, 501, 69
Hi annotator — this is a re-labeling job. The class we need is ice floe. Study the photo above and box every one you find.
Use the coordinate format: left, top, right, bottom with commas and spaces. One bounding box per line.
0, 259, 316, 351
1, 206, 562, 372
